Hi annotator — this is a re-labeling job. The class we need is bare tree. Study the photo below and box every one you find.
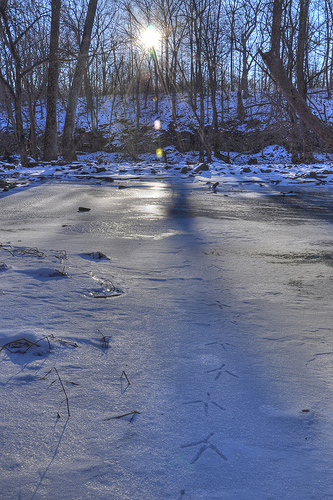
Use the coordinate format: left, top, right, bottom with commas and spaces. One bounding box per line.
0, 0, 47, 166
157, 0, 185, 123
296, 0, 310, 99
260, 0, 333, 149
43, 0, 61, 161
225, 0, 239, 92
237, 0, 262, 99
323, 0, 333, 98
202, 0, 224, 134
185, 0, 212, 162
62, 0, 98, 161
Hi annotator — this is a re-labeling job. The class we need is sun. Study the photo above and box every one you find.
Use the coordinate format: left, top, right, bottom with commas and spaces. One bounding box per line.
140, 24, 160, 49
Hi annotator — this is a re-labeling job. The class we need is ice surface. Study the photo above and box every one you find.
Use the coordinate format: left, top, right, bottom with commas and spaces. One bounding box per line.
0, 165, 333, 499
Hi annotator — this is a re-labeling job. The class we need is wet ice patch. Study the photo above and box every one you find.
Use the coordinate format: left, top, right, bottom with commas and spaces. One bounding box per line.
83, 270, 123, 298
84, 278, 123, 298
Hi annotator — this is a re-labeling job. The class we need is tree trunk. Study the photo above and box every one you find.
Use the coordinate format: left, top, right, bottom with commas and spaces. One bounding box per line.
0, 3, 28, 167
189, 19, 196, 112
136, 71, 140, 134
44, 0, 61, 161
324, 3, 331, 99
210, 80, 218, 134
198, 59, 205, 163
84, 70, 97, 133
237, 87, 245, 121
153, 48, 159, 114
1, 84, 15, 129
14, 90, 29, 167
240, 34, 250, 99
62, 0, 98, 161
296, 0, 309, 100
262, 50, 333, 148
193, 5, 211, 163
171, 49, 178, 123
287, 105, 300, 163
230, 9, 236, 92
296, 0, 314, 162
28, 98, 37, 159
261, 0, 333, 149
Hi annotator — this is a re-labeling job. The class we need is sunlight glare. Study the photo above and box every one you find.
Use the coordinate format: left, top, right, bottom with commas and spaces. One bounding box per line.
140, 24, 160, 48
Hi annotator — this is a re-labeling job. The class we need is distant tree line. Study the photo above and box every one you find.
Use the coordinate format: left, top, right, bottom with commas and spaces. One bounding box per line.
1, 0, 333, 166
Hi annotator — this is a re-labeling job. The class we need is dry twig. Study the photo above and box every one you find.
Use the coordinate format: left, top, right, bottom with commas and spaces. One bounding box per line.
39, 367, 74, 418
0, 334, 78, 355
104, 411, 140, 423
0, 338, 40, 354
121, 371, 130, 385
98, 329, 111, 348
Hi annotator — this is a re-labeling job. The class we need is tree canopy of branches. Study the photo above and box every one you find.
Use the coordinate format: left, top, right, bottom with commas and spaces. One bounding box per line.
1, 0, 333, 166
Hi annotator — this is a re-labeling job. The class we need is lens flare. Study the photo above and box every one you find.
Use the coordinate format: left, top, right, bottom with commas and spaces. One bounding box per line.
156, 148, 163, 159
140, 24, 160, 48
154, 119, 161, 130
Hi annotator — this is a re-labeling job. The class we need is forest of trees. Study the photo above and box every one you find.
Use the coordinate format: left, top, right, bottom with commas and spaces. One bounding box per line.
1, 0, 333, 166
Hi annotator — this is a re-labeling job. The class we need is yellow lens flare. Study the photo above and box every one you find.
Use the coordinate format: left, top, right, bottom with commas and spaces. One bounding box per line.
156, 148, 163, 158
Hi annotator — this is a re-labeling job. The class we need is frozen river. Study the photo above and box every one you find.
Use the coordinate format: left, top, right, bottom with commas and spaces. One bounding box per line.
1, 179, 333, 499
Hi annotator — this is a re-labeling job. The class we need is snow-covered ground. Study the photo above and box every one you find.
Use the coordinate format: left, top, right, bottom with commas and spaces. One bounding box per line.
1, 153, 333, 499
2, 142, 333, 194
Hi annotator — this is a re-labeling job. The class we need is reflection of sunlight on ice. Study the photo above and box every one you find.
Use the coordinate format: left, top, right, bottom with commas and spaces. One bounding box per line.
115, 182, 168, 200
138, 204, 165, 218
147, 182, 169, 199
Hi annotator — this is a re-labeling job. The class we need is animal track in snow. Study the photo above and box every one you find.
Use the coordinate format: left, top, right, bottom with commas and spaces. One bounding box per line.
184, 392, 225, 417
306, 351, 333, 364
206, 363, 239, 381
181, 432, 228, 464
205, 341, 234, 351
